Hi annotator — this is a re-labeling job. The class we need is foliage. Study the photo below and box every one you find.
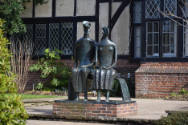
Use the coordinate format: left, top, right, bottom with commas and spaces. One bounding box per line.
179, 88, 188, 95
166, 88, 188, 101
154, 112, 188, 125
0, 20, 16, 93
29, 49, 71, 91
35, 82, 43, 91
0, 20, 28, 125
0, 94, 28, 125
0, 0, 48, 35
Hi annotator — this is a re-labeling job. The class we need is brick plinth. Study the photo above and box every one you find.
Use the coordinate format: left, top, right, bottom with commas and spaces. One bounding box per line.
53, 100, 137, 120
136, 62, 188, 98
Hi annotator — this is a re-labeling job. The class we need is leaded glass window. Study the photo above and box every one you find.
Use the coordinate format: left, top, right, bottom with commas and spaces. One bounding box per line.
164, 0, 177, 15
34, 24, 47, 56
12, 23, 74, 57
162, 20, 177, 57
146, 22, 160, 57
49, 23, 59, 50
145, 0, 160, 19
60, 23, 73, 55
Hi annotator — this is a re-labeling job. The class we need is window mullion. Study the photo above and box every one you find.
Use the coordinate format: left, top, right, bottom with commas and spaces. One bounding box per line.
159, 0, 164, 58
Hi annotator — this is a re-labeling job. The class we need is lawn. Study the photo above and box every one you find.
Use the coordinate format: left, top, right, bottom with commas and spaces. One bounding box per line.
20, 94, 60, 99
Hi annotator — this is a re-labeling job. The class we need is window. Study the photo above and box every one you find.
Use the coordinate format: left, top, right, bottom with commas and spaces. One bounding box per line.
146, 22, 159, 57
145, 0, 160, 19
164, 0, 177, 15
133, 0, 179, 58
12, 23, 74, 57
162, 20, 177, 57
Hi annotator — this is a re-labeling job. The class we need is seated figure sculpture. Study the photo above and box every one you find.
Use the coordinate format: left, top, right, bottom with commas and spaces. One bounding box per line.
70, 21, 130, 102
72, 21, 96, 101
92, 27, 117, 102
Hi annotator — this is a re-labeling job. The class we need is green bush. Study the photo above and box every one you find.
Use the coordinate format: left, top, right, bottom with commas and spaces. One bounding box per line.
0, 94, 28, 125
0, 20, 28, 125
154, 112, 188, 125
29, 48, 71, 91
35, 82, 43, 91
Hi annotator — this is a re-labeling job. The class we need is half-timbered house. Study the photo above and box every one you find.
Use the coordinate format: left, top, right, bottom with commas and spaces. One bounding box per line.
20, 0, 188, 98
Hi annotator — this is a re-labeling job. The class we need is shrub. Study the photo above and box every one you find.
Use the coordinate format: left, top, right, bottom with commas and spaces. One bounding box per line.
0, 20, 28, 125
35, 82, 43, 91
0, 94, 28, 125
29, 48, 71, 91
154, 112, 188, 125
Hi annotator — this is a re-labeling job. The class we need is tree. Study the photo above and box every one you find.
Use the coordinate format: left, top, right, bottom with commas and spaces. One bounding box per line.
0, 0, 47, 35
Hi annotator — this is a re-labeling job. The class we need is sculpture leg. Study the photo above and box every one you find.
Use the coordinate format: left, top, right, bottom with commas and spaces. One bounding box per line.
106, 90, 110, 102
97, 90, 101, 102
84, 89, 88, 102
81, 68, 89, 102
75, 92, 80, 101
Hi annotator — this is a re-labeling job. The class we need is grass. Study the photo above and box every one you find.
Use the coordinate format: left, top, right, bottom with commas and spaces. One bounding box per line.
20, 94, 60, 99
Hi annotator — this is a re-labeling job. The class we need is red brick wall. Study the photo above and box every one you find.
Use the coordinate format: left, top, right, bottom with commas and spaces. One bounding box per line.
53, 101, 137, 120
25, 58, 139, 94
135, 62, 188, 98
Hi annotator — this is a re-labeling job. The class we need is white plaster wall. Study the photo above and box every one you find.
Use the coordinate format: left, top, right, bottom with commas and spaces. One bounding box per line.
112, 2, 121, 17
77, 22, 95, 40
111, 4, 130, 55
21, 1, 33, 17
56, 0, 74, 16
35, 0, 52, 17
77, 0, 96, 16
99, 3, 109, 39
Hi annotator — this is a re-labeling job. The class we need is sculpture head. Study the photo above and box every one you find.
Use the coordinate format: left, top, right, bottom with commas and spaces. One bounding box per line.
83, 21, 91, 35
102, 27, 109, 39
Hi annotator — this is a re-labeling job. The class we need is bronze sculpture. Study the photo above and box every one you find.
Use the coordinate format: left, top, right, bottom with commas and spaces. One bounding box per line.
72, 21, 96, 101
70, 21, 130, 102
93, 27, 117, 102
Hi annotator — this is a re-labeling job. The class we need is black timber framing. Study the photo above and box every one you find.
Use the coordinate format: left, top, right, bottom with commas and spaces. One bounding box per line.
96, 0, 100, 41
52, 0, 56, 17
177, 1, 183, 58
22, 0, 132, 59
108, 0, 112, 38
110, 0, 131, 31
32, 0, 35, 17
129, 1, 134, 58
100, 0, 124, 2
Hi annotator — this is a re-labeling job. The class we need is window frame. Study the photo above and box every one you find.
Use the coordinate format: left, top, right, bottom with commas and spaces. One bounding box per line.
132, 0, 184, 61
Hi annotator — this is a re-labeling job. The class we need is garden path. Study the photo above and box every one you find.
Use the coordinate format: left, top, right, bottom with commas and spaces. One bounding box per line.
25, 97, 188, 120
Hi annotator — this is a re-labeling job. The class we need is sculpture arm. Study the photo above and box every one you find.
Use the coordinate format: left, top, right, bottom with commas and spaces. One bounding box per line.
94, 44, 98, 66
73, 43, 78, 67
80, 62, 94, 68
